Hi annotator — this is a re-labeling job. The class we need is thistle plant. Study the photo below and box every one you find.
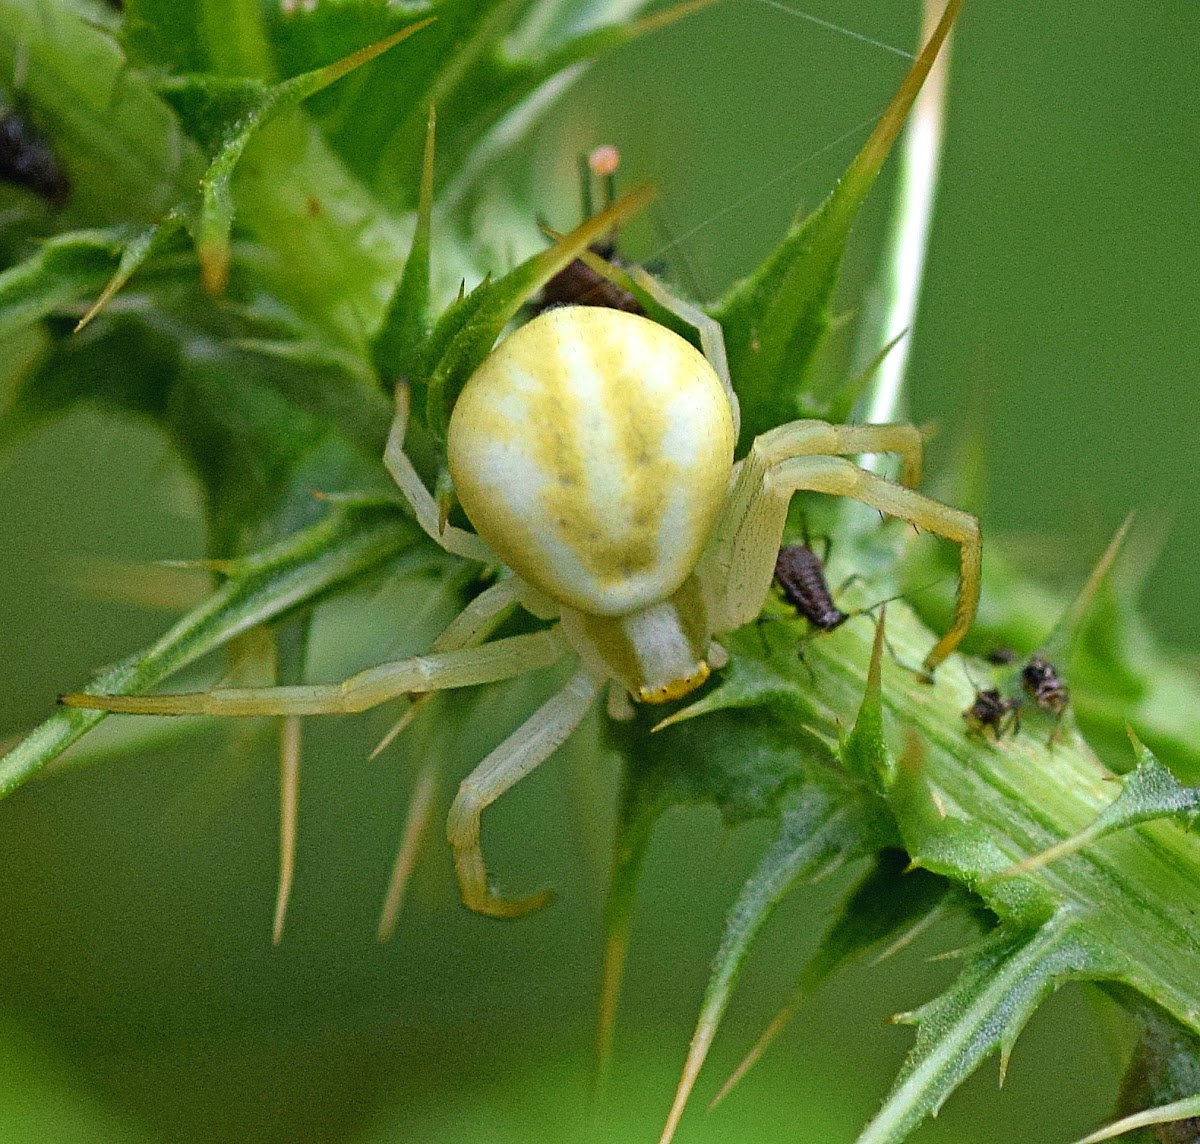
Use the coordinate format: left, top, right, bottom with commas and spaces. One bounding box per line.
2, 3, 1200, 1143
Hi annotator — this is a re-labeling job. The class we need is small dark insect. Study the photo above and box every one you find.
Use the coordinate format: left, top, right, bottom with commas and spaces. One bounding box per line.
773, 543, 848, 631
1021, 654, 1069, 717
984, 645, 1017, 665
0, 98, 71, 207
532, 144, 644, 317
963, 688, 1021, 739
534, 236, 644, 315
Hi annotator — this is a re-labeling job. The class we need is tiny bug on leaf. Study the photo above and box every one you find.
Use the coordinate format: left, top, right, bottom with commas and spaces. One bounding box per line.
1021, 654, 1069, 718
0, 93, 70, 207
773, 543, 849, 631
963, 687, 1021, 740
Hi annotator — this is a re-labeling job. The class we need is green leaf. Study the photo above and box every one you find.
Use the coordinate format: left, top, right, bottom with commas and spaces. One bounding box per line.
697, 599, 1200, 1064
841, 611, 896, 789
1040, 512, 1134, 669
659, 772, 892, 1143
595, 662, 833, 1093
711, 0, 961, 447
856, 917, 1119, 1144
0, 0, 201, 223
649, 653, 817, 734
0, 502, 416, 798
0, 229, 123, 341
124, 0, 275, 78
372, 102, 437, 385
710, 851, 953, 1110
74, 212, 189, 332
1004, 734, 1200, 877
909, 813, 1056, 931
181, 20, 434, 296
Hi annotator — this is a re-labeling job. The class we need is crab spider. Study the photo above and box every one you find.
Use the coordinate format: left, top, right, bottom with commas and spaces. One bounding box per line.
65, 276, 981, 918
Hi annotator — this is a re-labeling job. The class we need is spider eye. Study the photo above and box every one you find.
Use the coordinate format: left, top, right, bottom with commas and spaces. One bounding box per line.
634, 661, 710, 705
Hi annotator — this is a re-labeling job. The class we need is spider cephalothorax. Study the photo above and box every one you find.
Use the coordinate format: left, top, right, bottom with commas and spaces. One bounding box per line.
67, 271, 981, 918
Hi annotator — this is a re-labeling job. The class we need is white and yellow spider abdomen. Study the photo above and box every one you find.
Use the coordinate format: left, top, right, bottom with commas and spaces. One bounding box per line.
448, 306, 736, 617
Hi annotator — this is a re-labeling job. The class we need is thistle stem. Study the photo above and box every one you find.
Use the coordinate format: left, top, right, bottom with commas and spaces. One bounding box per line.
858, 0, 954, 434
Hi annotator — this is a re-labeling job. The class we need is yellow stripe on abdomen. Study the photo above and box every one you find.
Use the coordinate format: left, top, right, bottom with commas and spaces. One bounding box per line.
449, 307, 735, 617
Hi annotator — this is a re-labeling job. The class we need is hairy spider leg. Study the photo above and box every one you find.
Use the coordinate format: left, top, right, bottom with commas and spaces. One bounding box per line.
372, 578, 522, 757
62, 630, 566, 716
447, 669, 600, 917
385, 383, 496, 563
374, 578, 520, 939
710, 420, 935, 627
711, 426, 979, 672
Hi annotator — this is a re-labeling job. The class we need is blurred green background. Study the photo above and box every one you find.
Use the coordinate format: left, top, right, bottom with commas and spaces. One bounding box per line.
0, 1, 1197, 1141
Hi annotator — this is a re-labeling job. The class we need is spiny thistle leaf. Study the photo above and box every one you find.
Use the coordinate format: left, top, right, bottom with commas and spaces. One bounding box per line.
596, 663, 837, 1088
0, 228, 126, 341
712, 0, 961, 447
856, 918, 1121, 1144
720, 599, 1200, 1138
900, 788, 1058, 932
659, 771, 893, 1143
841, 612, 896, 790
649, 653, 816, 733
373, 102, 437, 385
0, 503, 415, 796
1005, 734, 1200, 878
610, 698, 827, 850
73, 213, 189, 333
711, 851, 953, 1110
176, 20, 435, 296
1039, 513, 1134, 670
0, 0, 201, 221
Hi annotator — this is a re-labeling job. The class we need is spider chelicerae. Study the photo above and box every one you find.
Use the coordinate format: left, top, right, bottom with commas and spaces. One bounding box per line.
66, 267, 982, 918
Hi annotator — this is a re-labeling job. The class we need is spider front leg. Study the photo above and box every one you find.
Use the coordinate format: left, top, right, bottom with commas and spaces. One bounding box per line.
373, 578, 520, 939
372, 577, 522, 758
711, 427, 979, 674
62, 630, 566, 715
447, 669, 599, 918
385, 383, 496, 563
